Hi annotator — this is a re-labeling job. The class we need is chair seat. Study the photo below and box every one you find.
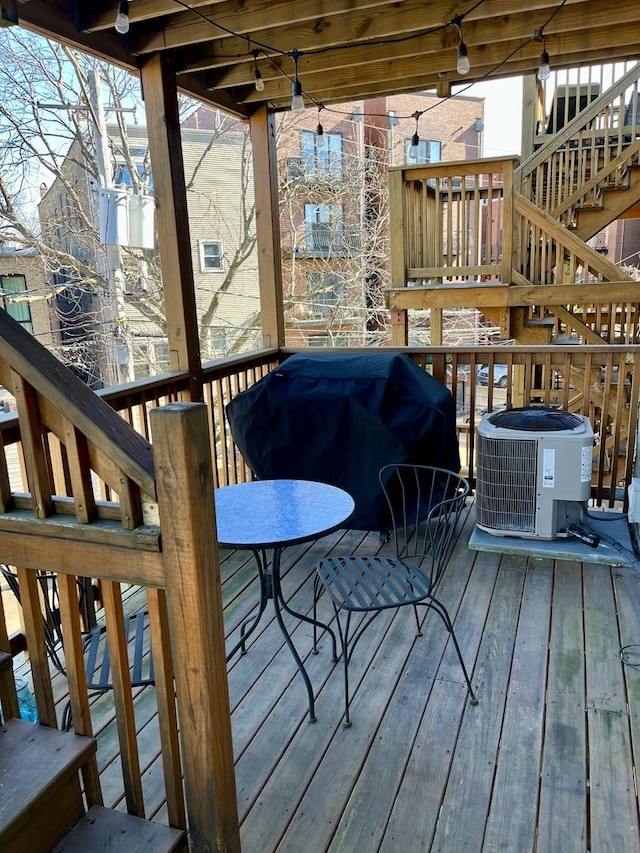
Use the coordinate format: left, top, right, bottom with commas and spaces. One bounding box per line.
316, 555, 432, 612
84, 609, 153, 693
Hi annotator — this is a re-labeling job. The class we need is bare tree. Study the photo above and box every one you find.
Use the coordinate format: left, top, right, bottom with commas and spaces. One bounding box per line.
0, 28, 258, 385
276, 112, 391, 347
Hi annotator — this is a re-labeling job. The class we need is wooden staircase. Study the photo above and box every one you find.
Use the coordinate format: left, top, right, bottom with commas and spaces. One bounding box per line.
386, 64, 640, 348
572, 161, 640, 241
0, 716, 186, 852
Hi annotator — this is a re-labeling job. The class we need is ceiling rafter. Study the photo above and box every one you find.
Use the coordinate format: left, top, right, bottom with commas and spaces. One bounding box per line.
12, 0, 640, 119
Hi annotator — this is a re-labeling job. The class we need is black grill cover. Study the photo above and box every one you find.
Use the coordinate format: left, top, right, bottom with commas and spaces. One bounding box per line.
226, 352, 460, 530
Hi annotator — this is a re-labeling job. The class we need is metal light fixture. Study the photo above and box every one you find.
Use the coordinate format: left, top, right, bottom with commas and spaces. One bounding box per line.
409, 112, 421, 159
454, 17, 470, 75
456, 41, 470, 75
534, 28, 551, 82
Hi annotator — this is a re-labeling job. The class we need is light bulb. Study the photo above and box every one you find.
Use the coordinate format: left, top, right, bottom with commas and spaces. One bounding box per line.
410, 131, 420, 160
254, 68, 265, 92
537, 50, 551, 81
115, 1, 130, 35
316, 123, 325, 146
457, 42, 470, 75
291, 79, 305, 112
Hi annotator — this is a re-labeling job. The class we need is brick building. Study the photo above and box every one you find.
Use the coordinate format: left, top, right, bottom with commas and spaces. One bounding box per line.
277, 92, 484, 346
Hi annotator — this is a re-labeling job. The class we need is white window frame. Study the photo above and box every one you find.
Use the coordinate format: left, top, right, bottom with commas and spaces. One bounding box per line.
199, 240, 224, 272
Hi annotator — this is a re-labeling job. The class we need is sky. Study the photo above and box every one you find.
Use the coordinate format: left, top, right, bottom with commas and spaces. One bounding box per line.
458, 76, 524, 158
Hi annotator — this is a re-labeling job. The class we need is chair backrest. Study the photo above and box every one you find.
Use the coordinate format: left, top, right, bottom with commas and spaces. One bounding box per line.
0, 565, 67, 674
379, 465, 470, 584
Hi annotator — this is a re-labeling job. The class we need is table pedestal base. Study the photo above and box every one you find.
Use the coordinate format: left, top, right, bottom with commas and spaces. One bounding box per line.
226, 547, 336, 722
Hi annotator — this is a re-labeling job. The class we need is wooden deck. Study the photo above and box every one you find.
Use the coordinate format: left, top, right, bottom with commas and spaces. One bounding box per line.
12, 502, 640, 851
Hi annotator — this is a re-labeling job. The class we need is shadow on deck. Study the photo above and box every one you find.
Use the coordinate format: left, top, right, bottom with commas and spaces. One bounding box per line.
11, 502, 640, 851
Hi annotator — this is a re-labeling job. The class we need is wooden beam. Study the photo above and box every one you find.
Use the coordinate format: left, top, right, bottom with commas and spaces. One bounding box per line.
549, 305, 607, 345
187, 2, 640, 82
140, 53, 203, 399
385, 281, 640, 311
151, 402, 240, 853
250, 106, 285, 349
0, 526, 164, 587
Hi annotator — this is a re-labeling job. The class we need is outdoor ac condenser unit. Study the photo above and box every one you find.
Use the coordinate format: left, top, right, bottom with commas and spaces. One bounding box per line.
475, 407, 594, 540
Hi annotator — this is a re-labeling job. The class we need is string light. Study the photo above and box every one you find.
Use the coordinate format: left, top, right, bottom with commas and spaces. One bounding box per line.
252, 52, 265, 91
171, 0, 569, 114
316, 106, 325, 147
114, 0, 130, 35
537, 49, 550, 81
409, 112, 421, 159
290, 51, 305, 112
534, 29, 551, 81
453, 17, 470, 75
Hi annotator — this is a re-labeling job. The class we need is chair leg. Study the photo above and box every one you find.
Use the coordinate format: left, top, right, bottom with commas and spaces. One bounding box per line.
312, 576, 338, 661
412, 603, 422, 637
338, 609, 353, 728
425, 597, 478, 706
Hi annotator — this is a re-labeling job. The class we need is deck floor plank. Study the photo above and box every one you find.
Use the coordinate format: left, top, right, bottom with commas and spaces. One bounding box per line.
378, 547, 502, 852
537, 560, 588, 853
482, 557, 552, 852
429, 558, 527, 852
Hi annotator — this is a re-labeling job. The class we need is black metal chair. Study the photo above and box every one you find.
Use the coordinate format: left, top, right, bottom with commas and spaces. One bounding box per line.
313, 464, 478, 726
0, 565, 153, 730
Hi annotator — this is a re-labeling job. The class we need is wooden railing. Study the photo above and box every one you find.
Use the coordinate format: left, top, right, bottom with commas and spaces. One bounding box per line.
388, 157, 516, 288
0, 310, 239, 851
424, 344, 640, 508
518, 63, 640, 218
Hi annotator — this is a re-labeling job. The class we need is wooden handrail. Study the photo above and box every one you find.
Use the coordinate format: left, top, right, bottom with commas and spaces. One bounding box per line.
0, 310, 155, 500
549, 138, 640, 219
517, 63, 640, 179
513, 191, 635, 283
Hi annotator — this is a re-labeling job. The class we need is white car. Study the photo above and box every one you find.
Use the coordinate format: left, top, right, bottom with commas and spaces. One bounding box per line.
477, 364, 509, 388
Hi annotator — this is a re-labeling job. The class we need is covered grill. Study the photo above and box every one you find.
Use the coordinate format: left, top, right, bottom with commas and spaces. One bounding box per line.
226, 352, 460, 530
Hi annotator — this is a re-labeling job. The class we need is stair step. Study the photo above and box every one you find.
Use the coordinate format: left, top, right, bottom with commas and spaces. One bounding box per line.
523, 317, 556, 327
52, 805, 186, 852
0, 717, 96, 853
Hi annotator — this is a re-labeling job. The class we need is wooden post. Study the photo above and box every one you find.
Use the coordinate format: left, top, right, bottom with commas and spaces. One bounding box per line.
250, 105, 285, 349
389, 169, 409, 346
141, 54, 203, 401
151, 403, 239, 853
520, 74, 540, 163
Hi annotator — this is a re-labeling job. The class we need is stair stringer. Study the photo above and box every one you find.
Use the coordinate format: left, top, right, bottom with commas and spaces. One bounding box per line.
573, 166, 640, 241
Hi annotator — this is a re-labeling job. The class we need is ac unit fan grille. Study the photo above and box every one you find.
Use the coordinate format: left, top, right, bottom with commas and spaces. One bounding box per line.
476, 434, 537, 533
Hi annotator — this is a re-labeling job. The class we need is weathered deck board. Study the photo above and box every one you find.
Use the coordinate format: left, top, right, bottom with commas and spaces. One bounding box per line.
9, 504, 640, 852
482, 557, 552, 851
537, 560, 587, 853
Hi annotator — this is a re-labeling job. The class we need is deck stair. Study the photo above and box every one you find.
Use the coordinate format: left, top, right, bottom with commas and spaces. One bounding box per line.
386, 64, 640, 348
0, 714, 185, 852
571, 162, 640, 241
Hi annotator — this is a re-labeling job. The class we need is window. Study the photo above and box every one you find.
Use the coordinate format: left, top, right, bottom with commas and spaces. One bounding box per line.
2, 275, 33, 334
113, 147, 153, 190
301, 130, 343, 179
404, 138, 442, 165
306, 272, 345, 318
208, 326, 229, 354
303, 204, 344, 253
199, 241, 223, 271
